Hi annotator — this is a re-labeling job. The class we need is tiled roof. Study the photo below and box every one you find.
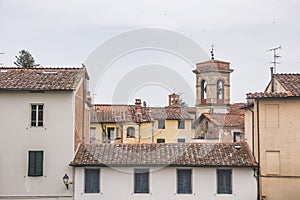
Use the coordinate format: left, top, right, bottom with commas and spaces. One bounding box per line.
91, 104, 193, 123
274, 73, 300, 96
202, 113, 244, 127
0, 67, 84, 91
70, 142, 256, 167
229, 103, 246, 115
247, 73, 300, 99
246, 92, 293, 99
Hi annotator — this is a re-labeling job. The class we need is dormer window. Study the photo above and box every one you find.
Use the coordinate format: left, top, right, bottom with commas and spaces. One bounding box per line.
217, 80, 224, 103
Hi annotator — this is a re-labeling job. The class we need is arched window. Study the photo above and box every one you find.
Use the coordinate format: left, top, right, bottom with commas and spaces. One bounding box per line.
201, 79, 207, 101
127, 127, 135, 138
217, 79, 224, 102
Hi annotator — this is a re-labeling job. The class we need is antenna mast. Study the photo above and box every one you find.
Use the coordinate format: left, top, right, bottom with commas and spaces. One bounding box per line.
210, 45, 215, 60
267, 46, 281, 73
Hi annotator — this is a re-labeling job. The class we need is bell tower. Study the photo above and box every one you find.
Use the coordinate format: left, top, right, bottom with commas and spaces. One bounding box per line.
193, 54, 233, 117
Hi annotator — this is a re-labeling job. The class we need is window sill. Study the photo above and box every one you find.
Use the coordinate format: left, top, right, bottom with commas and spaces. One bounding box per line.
215, 193, 235, 196
132, 192, 152, 196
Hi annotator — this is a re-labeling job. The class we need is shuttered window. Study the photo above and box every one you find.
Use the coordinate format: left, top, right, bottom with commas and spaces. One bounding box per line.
177, 169, 192, 194
134, 169, 149, 193
28, 151, 43, 176
84, 169, 100, 193
217, 169, 232, 194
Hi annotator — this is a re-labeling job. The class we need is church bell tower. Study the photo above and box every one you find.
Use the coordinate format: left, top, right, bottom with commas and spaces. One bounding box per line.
192, 51, 233, 117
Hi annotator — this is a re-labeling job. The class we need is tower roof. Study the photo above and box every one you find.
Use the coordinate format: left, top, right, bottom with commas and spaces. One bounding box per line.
193, 59, 233, 74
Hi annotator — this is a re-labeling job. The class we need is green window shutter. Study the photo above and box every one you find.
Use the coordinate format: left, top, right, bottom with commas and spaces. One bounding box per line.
217, 169, 232, 194
28, 151, 43, 176
85, 169, 100, 193
134, 169, 149, 193
177, 169, 192, 194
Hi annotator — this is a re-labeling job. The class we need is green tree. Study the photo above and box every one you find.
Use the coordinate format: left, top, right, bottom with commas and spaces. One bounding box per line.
14, 50, 40, 68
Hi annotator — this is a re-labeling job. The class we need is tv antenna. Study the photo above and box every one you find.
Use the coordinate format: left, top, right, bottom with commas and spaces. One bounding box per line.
267, 46, 281, 73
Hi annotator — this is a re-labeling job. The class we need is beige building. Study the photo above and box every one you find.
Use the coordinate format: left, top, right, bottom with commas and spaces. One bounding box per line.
192, 103, 245, 142
192, 58, 246, 142
244, 73, 300, 200
90, 94, 193, 144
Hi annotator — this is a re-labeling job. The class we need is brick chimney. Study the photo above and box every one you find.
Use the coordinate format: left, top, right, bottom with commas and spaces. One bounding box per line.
135, 99, 142, 114
168, 93, 180, 107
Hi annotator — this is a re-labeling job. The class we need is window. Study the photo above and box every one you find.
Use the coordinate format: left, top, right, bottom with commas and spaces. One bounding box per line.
85, 169, 100, 193
28, 151, 43, 176
177, 169, 192, 194
178, 120, 185, 129
127, 127, 135, 138
90, 128, 96, 144
177, 138, 186, 143
217, 80, 224, 102
217, 169, 232, 194
31, 104, 44, 127
233, 132, 241, 142
158, 119, 165, 129
157, 138, 165, 143
107, 127, 114, 141
201, 79, 207, 101
134, 169, 149, 193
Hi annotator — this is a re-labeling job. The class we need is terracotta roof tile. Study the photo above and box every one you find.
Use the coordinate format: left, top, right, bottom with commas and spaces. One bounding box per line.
274, 73, 300, 96
0, 67, 84, 91
91, 104, 193, 123
202, 113, 244, 127
70, 142, 256, 167
246, 92, 293, 99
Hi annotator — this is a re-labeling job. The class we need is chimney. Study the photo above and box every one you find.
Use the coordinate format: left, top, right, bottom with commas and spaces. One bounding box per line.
168, 93, 180, 107
135, 99, 142, 114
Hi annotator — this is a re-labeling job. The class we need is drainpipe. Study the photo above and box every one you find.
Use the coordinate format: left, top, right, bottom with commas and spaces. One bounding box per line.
138, 123, 141, 143
270, 67, 274, 92
249, 107, 255, 158
82, 68, 86, 143
256, 99, 261, 200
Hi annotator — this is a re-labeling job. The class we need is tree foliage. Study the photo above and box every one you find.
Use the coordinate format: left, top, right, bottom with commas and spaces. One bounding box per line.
14, 50, 40, 68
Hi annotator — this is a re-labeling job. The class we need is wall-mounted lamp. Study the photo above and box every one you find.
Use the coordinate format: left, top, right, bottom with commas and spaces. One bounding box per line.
63, 174, 71, 189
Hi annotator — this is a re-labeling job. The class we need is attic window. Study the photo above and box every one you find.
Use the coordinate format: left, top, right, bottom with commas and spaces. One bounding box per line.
42, 71, 58, 74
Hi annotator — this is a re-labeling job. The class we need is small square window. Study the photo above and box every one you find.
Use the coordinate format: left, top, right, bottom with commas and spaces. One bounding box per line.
157, 138, 165, 143
177, 138, 186, 143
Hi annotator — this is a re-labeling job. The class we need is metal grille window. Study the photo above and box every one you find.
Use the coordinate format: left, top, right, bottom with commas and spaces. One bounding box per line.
28, 151, 43, 176
217, 169, 232, 194
31, 104, 44, 127
134, 169, 149, 193
158, 119, 165, 129
85, 169, 100, 193
177, 169, 192, 194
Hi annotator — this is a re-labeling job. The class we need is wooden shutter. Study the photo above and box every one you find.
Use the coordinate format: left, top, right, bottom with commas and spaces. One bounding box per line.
177, 169, 192, 194
217, 169, 232, 194
28, 151, 43, 176
85, 169, 100, 193
134, 169, 149, 193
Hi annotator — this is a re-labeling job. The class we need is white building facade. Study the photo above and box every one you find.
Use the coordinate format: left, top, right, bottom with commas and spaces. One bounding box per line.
0, 67, 90, 199
71, 143, 257, 200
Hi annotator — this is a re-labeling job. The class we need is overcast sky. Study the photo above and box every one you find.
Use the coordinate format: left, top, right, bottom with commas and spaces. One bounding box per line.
0, 0, 299, 106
